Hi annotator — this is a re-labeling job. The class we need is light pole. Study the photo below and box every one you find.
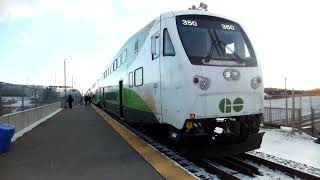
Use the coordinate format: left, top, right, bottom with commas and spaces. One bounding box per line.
64, 59, 67, 107
285, 77, 288, 123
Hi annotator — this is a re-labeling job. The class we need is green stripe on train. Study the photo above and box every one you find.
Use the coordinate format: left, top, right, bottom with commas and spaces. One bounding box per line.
123, 88, 152, 112
103, 88, 152, 113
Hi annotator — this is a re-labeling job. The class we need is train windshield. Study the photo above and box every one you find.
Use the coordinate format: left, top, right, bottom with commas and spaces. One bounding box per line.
176, 15, 257, 67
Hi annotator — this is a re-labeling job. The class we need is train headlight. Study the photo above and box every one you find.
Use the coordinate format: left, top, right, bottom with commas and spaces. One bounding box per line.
194, 76, 210, 90
251, 76, 262, 89
199, 79, 210, 90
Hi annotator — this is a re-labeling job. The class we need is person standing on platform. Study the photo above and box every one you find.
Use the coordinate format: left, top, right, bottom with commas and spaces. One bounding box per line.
84, 95, 88, 106
67, 95, 74, 109
88, 95, 92, 106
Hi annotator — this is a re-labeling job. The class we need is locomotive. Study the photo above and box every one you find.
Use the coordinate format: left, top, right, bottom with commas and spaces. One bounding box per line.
89, 9, 264, 157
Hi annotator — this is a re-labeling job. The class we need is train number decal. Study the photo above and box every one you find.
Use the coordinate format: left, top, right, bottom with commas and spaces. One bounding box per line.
182, 20, 198, 26
221, 24, 235, 30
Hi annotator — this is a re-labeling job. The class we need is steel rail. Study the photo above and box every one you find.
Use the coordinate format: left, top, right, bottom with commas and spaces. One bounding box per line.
240, 153, 320, 180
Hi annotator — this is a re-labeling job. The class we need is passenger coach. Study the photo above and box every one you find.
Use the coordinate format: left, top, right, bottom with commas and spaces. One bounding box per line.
89, 10, 264, 157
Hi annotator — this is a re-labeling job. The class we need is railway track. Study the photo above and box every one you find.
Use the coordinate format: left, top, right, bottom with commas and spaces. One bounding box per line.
191, 153, 320, 179
239, 153, 320, 180
101, 107, 320, 180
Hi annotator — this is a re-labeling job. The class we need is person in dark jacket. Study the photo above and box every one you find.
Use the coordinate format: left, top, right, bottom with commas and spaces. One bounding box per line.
88, 96, 92, 106
84, 95, 88, 106
67, 95, 74, 109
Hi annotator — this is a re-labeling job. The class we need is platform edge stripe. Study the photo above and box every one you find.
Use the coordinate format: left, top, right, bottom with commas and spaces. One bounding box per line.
92, 105, 198, 180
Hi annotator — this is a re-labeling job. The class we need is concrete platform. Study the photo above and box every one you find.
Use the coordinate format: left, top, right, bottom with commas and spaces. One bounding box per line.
0, 106, 164, 180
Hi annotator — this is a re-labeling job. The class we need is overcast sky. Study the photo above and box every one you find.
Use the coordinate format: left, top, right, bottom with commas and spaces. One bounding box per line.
0, 0, 319, 93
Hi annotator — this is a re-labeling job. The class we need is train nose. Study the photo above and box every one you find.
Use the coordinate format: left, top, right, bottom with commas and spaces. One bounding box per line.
189, 67, 263, 118
199, 93, 263, 118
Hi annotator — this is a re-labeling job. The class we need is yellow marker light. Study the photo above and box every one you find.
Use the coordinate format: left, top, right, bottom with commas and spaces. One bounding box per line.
186, 121, 193, 130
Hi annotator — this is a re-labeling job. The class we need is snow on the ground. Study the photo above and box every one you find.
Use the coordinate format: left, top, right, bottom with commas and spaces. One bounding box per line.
248, 151, 320, 178
237, 162, 298, 180
257, 127, 320, 169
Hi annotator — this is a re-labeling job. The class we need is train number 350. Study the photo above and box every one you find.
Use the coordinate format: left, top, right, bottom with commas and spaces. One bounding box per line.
221, 24, 235, 30
182, 20, 198, 26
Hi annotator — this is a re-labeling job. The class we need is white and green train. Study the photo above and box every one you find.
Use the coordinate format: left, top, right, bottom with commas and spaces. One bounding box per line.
89, 10, 264, 156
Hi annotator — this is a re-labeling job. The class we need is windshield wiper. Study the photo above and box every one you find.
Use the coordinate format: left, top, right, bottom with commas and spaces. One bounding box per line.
204, 30, 220, 63
213, 31, 245, 64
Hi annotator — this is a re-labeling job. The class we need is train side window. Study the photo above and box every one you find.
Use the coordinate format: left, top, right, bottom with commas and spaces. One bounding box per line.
129, 72, 133, 87
122, 49, 127, 64
151, 32, 160, 60
119, 54, 123, 65
135, 40, 139, 54
163, 28, 175, 56
116, 58, 120, 68
113, 61, 116, 71
134, 67, 143, 86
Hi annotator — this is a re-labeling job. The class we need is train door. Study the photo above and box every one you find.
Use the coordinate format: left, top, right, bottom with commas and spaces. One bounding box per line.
102, 87, 106, 109
150, 20, 162, 123
160, 17, 178, 125
119, 80, 124, 117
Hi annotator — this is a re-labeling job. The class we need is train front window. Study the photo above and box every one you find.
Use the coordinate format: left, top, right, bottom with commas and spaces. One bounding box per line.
176, 15, 257, 67
178, 27, 212, 59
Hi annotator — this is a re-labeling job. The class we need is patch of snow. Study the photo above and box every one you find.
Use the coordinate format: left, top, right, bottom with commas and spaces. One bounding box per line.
208, 159, 296, 180
237, 162, 298, 180
280, 126, 294, 131
257, 127, 320, 169
248, 151, 320, 178
11, 108, 62, 142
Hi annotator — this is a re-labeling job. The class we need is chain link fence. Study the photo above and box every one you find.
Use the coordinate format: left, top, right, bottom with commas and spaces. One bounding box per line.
0, 82, 61, 116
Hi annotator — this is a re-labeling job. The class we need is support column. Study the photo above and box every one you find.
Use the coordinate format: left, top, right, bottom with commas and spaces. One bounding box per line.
311, 107, 315, 137
291, 89, 295, 130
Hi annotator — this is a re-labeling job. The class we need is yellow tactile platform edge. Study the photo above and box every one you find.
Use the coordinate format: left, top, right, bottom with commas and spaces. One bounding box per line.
92, 105, 198, 180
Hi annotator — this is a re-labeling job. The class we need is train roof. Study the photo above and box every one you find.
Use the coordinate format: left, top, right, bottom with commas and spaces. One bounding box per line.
89, 10, 243, 92
160, 10, 239, 24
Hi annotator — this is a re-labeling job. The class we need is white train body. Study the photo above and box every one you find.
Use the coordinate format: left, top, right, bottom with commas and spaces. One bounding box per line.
90, 10, 264, 155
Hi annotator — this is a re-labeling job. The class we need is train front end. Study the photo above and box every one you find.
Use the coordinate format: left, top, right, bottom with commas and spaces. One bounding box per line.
173, 13, 264, 157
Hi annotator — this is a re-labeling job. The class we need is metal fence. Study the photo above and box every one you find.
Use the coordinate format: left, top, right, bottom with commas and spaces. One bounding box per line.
310, 108, 320, 136
0, 82, 61, 116
264, 107, 302, 127
264, 107, 320, 137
